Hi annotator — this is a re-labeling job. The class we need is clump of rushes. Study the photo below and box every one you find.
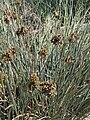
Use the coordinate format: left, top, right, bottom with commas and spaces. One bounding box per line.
38, 47, 48, 59
68, 33, 80, 43
16, 26, 28, 36
65, 55, 75, 64
2, 48, 16, 62
39, 80, 57, 96
51, 35, 63, 45
28, 73, 40, 92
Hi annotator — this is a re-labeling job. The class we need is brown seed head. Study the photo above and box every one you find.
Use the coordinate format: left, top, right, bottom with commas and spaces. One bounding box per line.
2, 48, 16, 62
53, 10, 60, 19
16, 27, 28, 36
31, 73, 39, 83
39, 81, 57, 96
68, 33, 80, 43
65, 56, 74, 63
28, 73, 40, 91
51, 35, 63, 45
38, 47, 48, 59
20, 26, 28, 35
15, 0, 21, 6
12, 12, 17, 20
16, 28, 21, 36
4, 16, 10, 24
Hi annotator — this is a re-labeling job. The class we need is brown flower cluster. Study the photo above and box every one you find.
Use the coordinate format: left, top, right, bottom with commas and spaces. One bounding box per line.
2, 48, 16, 62
4, 7, 17, 24
31, 73, 40, 85
65, 56, 74, 64
28, 73, 40, 92
51, 35, 63, 45
68, 33, 80, 43
12, 12, 17, 20
38, 47, 48, 59
28, 73, 57, 96
39, 81, 57, 96
16, 26, 28, 36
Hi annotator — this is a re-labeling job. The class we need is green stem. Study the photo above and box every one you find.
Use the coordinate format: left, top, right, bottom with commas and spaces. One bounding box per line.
6, 78, 18, 116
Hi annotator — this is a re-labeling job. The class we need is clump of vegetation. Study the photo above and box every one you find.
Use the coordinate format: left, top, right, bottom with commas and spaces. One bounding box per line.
0, 0, 90, 120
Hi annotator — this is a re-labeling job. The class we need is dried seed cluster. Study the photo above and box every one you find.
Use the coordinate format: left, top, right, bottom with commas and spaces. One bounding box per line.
28, 73, 57, 96
51, 35, 63, 45
39, 81, 57, 96
53, 10, 60, 19
2, 48, 16, 62
68, 33, 80, 43
28, 73, 40, 92
15, 0, 21, 6
38, 47, 48, 59
65, 56, 74, 64
4, 16, 11, 24
16, 26, 28, 36
31, 73, 39, 84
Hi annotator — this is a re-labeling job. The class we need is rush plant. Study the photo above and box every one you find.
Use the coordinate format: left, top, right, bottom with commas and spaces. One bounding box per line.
0, 0, 90, 120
